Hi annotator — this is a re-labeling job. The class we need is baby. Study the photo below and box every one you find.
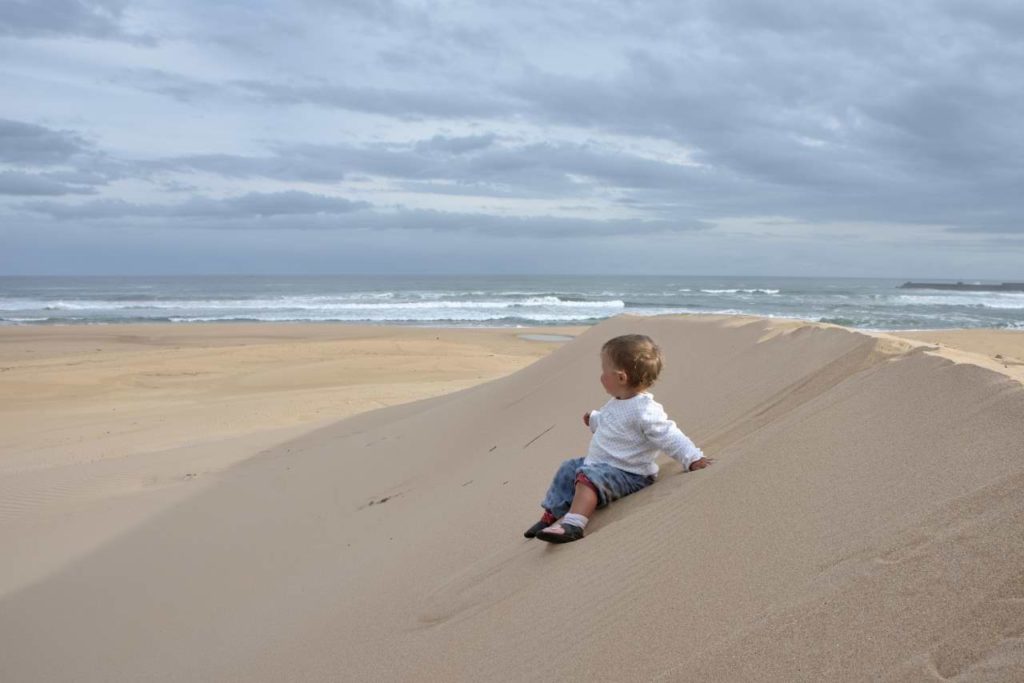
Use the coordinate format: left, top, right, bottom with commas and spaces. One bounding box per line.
525, 334, 710, 544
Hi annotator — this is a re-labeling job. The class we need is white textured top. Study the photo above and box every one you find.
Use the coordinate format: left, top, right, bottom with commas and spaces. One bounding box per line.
585, 392, 704, 477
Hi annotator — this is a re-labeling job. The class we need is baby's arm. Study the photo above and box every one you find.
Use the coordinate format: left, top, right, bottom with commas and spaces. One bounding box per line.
641, 402, 706, 471
584, 409, 601, 433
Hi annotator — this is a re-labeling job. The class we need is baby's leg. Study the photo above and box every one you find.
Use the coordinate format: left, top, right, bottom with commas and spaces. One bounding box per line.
568, 474, 599, 518
526, 458, 586, 537
534, 473, 599, 543
539, 457, 585, 518
580, 464, 655, 510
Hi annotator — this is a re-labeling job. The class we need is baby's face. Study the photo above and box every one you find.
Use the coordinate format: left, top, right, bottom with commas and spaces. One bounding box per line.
599, 351, 630, 397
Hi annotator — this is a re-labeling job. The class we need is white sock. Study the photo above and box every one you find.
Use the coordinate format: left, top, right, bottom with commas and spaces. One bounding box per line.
561, 512, 589, 529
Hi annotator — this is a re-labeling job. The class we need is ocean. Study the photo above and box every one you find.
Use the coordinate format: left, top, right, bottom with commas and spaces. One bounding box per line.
1, 275, 1023, 330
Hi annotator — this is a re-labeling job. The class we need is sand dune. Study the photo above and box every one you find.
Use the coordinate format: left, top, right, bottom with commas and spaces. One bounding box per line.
0, 324, 575, 600
1, 315, 1022, 681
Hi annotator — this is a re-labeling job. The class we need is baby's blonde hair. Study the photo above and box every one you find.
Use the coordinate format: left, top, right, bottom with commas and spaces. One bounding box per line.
602, 334, 663, 389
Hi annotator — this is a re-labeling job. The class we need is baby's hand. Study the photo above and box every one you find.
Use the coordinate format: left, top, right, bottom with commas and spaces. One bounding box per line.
688, 457, 712, 471
583, 411, 591, 427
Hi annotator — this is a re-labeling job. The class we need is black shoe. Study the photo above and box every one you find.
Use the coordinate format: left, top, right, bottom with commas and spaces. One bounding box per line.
523, 520, 549, 538
535, 523, 584, 544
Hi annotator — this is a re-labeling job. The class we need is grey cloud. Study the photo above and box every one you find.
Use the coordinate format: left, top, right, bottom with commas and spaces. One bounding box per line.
309, 0, 409, 22
154, 153, 278, 179
944, 0, 1024, 38
0, 0, 139, 40
163, 138, 705, 197
496, 4, 1024, 232
19, 198, 138, 219
234, 80, 514, 119
44, 168, 118, 185
414, 134, 498, 154
20, 191, 371, 220
13, 193, 708, 237
222, 191, 370, 217
161, 151, 350, 183
160, 136, 838, 226
162, 144, 438, 184
0, 171, 98, 196
152, 135, 918, 226
99, 3, 1023, 232
159, 141, 468, 184
106, 69, 223, 103
0, 120, 124, 196
703, 0, 888, 35
339, 209, 709, 238
6, 0, 1024, 276
0, 119, 91, 165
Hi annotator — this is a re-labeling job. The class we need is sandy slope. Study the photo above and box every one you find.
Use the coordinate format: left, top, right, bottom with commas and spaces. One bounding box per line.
1, 315, 1022, 682
898, 329, 1024, 383
0, 324, 576, 599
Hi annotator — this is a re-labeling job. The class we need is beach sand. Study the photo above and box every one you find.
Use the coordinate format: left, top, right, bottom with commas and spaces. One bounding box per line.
0, 323, 580, 598
1, 316, 1022, 681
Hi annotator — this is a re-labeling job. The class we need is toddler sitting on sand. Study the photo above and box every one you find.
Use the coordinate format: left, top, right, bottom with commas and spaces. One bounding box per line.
525, 334, 710, 544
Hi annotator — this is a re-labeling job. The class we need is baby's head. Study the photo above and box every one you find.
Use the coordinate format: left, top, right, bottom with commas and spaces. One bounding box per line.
600, 334, 663, 395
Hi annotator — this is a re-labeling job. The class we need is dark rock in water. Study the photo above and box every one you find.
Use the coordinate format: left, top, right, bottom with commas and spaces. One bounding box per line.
899, 281, 1024, 292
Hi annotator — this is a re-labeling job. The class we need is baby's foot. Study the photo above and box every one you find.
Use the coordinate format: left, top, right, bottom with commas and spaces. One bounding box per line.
524, 510, 558, 538
535, 523, 584, 544
523, 520, 549, 538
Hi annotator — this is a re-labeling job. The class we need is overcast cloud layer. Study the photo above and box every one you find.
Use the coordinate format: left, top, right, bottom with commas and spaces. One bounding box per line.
2, 0, 1023, 276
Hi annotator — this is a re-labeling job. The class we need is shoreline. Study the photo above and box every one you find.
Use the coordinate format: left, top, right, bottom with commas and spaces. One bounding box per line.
4, 313, 1022, 334
5, 274, 1024, 332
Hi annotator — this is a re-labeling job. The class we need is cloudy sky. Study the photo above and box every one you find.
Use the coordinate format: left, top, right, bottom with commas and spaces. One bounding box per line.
2, 0, 1023, 277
